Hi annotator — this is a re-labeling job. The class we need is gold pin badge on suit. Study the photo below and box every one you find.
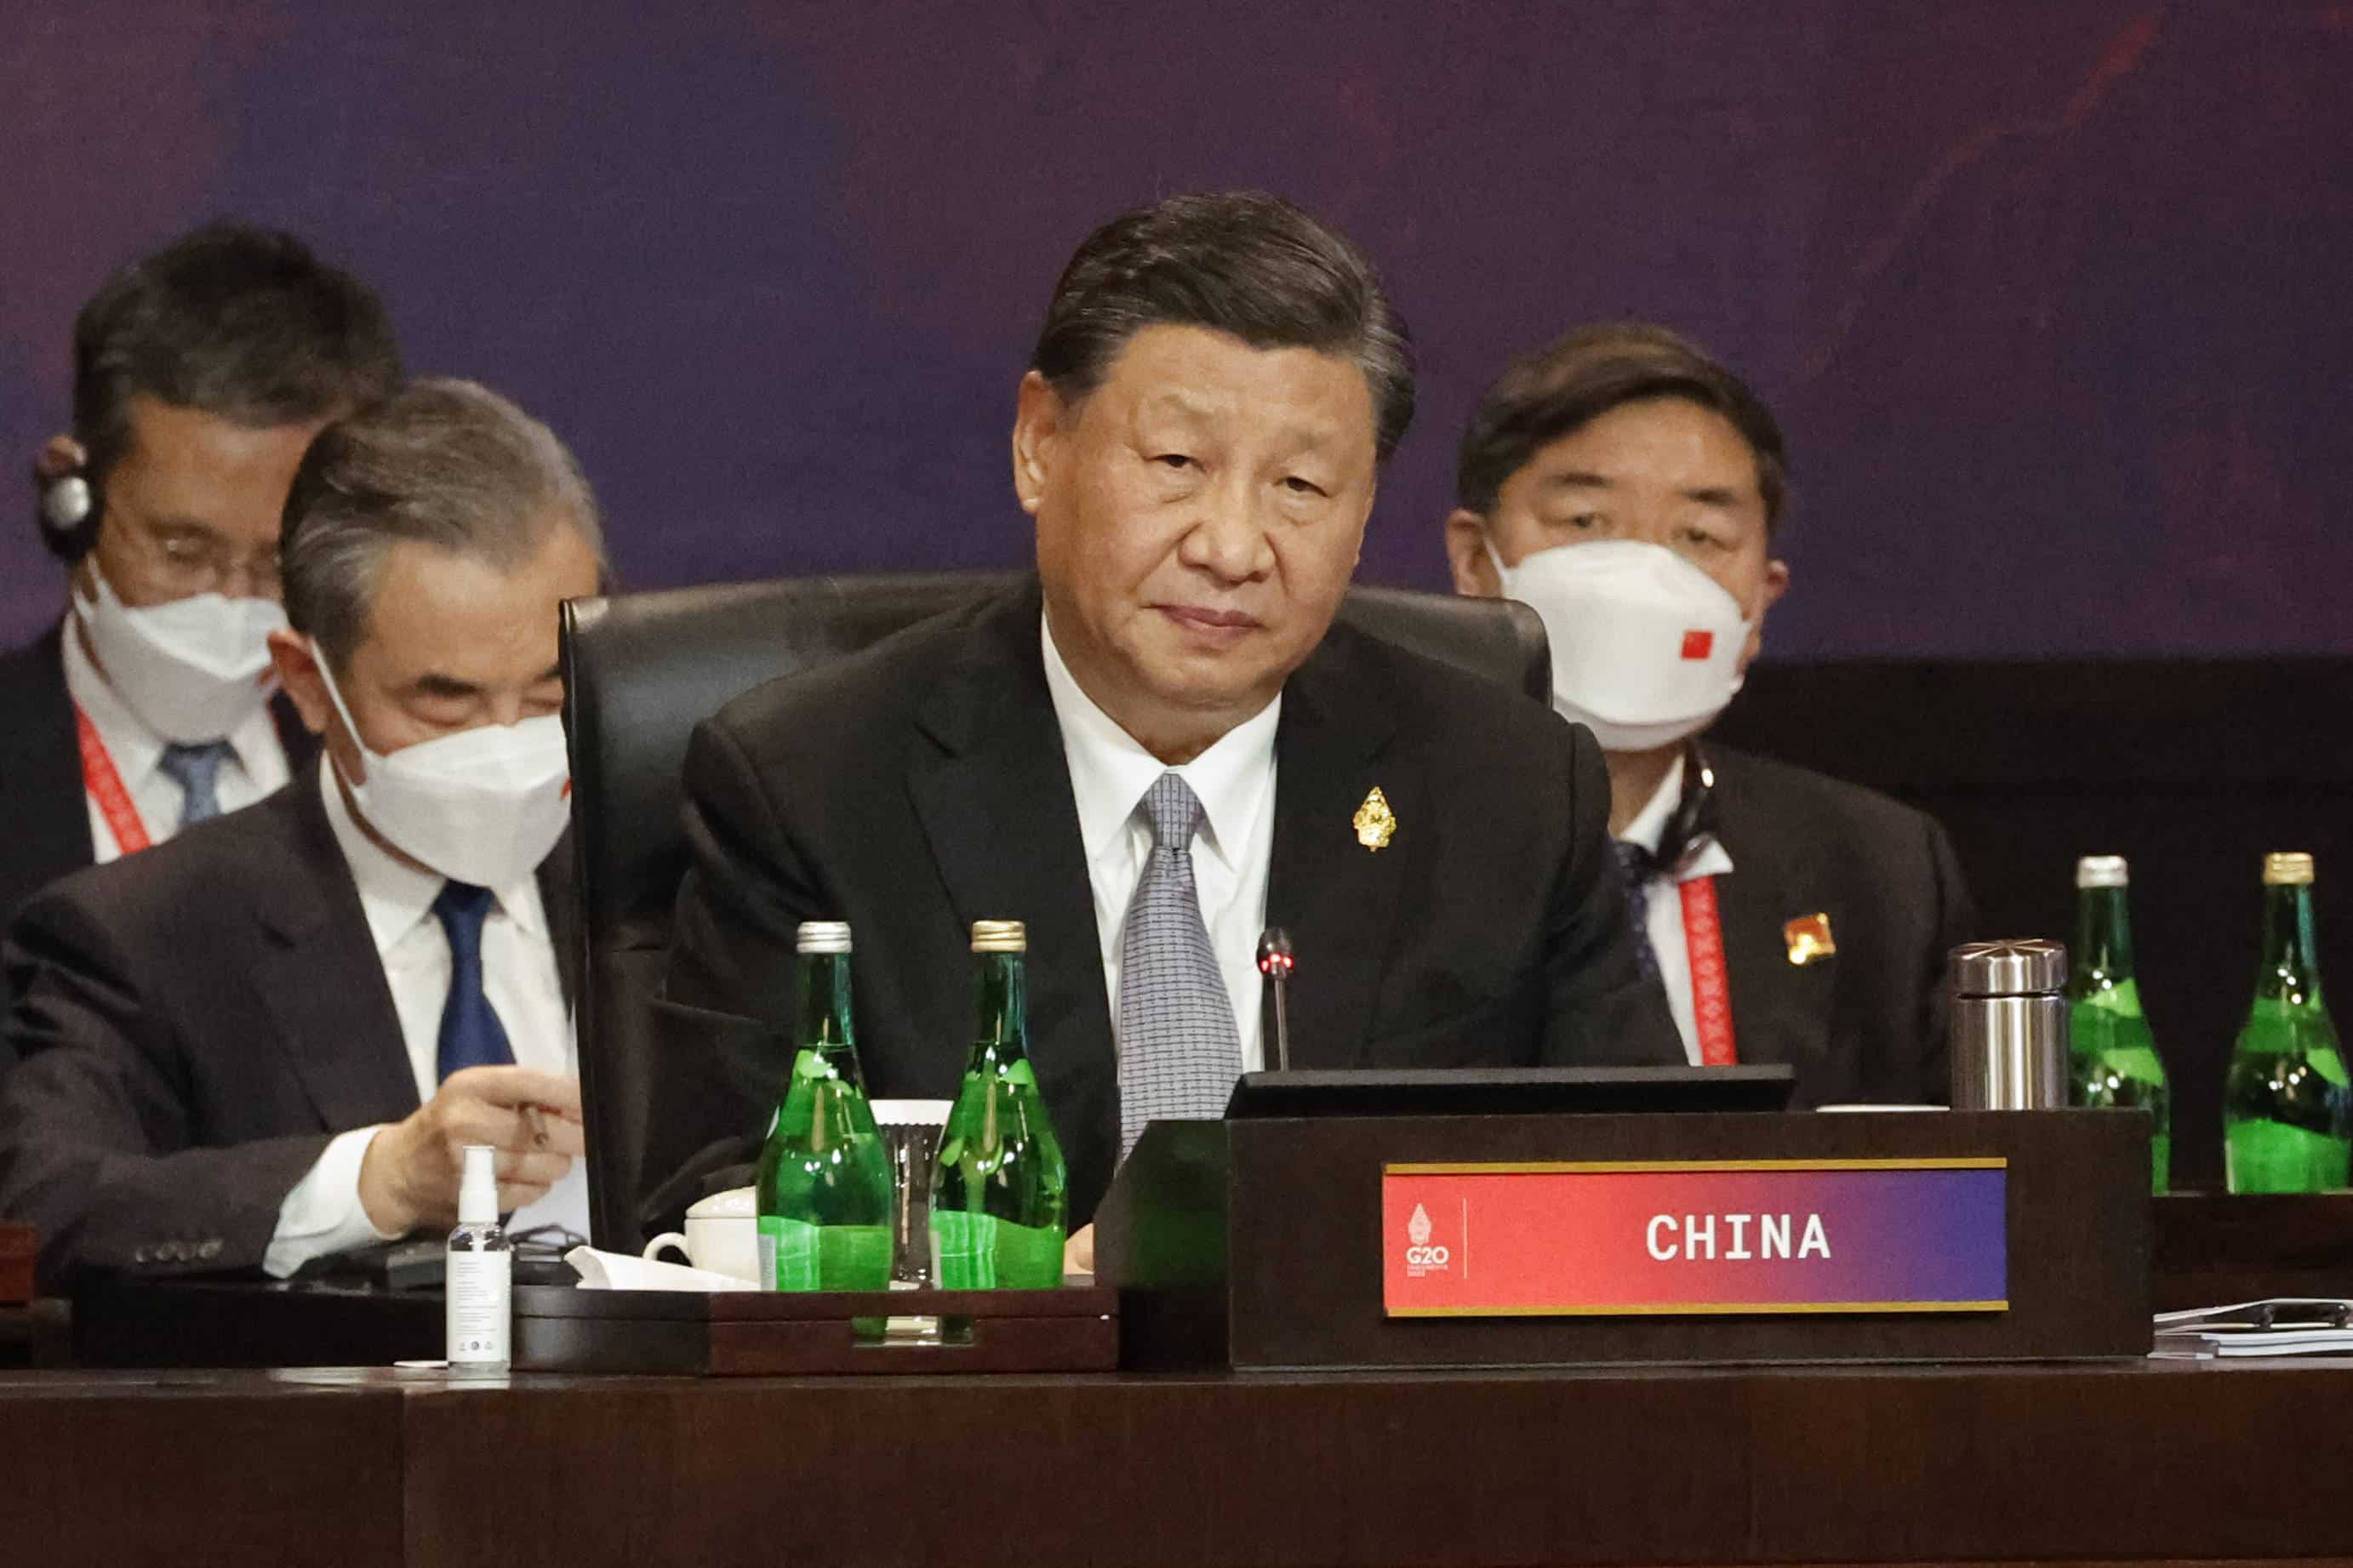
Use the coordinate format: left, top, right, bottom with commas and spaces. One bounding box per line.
1352, 786, 1396, 851
1784, 912, 1836, 966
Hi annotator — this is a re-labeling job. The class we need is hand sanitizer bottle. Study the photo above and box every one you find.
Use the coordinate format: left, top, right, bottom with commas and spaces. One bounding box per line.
446, 1143, 511, 1374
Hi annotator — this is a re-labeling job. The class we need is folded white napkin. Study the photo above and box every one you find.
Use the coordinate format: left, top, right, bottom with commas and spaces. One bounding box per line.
564, 1245, 757, 1292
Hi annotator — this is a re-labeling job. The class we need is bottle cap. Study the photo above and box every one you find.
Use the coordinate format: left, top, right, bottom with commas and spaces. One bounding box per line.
458, 1143, 499, 1225
1948, 938, 2067, 997
2264, 852, 2316, 887
971, 919, 1027, 954
2076, 855, 2129, 889
797, 921, 852, 955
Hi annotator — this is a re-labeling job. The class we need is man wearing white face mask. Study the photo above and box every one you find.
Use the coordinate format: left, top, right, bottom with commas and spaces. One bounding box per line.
0, 225, 404, 956
1447, 322, 1975, 1105
0, 380, 598, 1290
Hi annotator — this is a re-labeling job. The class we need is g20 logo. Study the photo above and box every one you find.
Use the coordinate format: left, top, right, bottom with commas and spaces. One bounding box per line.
1403, 1203, 1452, 1275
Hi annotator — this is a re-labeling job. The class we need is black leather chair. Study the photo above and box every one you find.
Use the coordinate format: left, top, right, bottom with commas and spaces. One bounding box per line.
560, 570, 1550, 1248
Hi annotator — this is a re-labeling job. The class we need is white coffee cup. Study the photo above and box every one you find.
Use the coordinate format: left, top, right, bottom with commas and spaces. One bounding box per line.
642, 1185, 758, 1284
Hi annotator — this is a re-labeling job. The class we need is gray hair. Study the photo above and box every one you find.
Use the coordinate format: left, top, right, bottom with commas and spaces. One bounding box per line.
280, 378, 606, 670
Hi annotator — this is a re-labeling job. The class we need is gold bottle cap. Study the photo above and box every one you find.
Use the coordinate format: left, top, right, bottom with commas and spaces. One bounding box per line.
796, 920, 852, 955
971, 919, 1027, 953
2264, 852, 2316, 887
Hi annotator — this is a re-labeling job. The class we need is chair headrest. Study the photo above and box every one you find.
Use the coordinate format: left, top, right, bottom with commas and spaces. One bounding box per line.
561, 572, 1547, 945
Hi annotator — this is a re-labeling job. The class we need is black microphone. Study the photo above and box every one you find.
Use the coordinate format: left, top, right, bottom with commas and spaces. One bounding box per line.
1256, 927, 1295, 1072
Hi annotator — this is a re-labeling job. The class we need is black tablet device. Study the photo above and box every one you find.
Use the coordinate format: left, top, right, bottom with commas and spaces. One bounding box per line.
1224, 1064, 1796, 1120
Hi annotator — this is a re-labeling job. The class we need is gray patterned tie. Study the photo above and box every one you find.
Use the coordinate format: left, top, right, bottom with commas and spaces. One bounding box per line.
157, 740, 236, 830
1116, 772, 1242, 1157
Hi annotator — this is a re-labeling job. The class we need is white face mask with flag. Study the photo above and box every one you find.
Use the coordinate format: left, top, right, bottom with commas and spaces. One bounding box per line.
72, 562, 285, 744
1488, 538, 1756, 752
311, 641, 573, 889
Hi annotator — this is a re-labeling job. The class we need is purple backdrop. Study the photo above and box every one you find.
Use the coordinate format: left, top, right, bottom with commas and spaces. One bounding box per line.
6, 2, 2349, 658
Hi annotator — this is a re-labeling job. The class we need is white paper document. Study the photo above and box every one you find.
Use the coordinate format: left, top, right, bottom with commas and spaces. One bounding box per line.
2151, 1298, 2353, 1359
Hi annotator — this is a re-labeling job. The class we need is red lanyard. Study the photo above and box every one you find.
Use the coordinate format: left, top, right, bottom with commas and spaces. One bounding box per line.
1677, 875, 1739, 1066
75, 705, 154, 856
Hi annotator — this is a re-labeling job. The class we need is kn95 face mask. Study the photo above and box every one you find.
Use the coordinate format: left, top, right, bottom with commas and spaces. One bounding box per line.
1488, 538, 1755, 752
72, 562, 285, 744
311, 641, 572, 889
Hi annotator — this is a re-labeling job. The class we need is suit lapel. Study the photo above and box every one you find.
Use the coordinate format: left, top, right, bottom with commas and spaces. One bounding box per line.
1709, 761, 1836, 1086
1264, 625, 1408, 1068
0, 625, 100, 919
251, 770, 422, 1128
905, 584, 1115, 1139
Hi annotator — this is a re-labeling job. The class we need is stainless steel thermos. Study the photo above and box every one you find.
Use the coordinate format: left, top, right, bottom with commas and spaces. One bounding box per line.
1949, 939, 2070, 1110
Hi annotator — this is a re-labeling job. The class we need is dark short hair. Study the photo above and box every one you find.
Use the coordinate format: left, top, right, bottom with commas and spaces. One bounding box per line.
281, 379, 606, 672
1455, 322, 1787, 530
1031, 191, 1415, 461
59, 223, 403, 556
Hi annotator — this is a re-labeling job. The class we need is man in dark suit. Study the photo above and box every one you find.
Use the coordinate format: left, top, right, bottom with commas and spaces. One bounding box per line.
1, 224, 403, 949
656, 193, 1679, 1238
1445, 322, 1975, 1103
0, 380, 599, 1290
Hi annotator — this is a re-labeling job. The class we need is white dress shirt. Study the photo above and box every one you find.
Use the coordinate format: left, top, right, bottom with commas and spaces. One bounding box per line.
263, 755, 581, 1276
1619, 752, 1738, 1067
60, 619, 290, 858
1039, 614, 1279, 1075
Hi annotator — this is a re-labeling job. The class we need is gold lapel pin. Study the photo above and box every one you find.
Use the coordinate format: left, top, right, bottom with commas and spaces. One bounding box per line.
1352, 785, 1396, 851
1784, 912, 1836, 966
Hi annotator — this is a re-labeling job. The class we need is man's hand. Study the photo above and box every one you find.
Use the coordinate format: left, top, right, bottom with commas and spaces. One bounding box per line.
1063, 1223, 1095, 1276
357, 1067, 585, 1235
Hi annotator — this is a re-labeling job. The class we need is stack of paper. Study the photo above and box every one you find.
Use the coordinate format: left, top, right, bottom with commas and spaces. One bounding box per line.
2152, 1298, 2353, 1359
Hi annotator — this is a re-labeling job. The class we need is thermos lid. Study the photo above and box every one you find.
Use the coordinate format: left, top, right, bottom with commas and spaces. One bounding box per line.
971, 919, 1027, 953
2264, 852, 2316, 887
2075, 854, 2129, 889
1949, 938, 2067, 996
796, 921, 852, 954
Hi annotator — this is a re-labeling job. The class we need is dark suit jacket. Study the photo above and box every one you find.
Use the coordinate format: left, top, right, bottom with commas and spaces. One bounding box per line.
0, 766, 576, 1290
653, 579, 1680, 1229
0, 622, 317, 942
1704, 744, 1976, 1106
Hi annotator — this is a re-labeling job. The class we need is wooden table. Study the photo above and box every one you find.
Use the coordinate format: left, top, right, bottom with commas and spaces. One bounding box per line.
5, 1357, 2350, 1567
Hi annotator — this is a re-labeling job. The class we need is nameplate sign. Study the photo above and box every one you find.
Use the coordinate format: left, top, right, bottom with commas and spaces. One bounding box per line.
1381, 1160, 2007, 1317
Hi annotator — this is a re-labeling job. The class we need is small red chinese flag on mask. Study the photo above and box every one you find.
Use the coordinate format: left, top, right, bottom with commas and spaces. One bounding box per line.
1680, 630, 1714, 661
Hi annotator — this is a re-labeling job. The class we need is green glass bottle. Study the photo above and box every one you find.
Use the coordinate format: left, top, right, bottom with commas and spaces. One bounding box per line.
2066, 855, 2172, 1193
755, 921, 894, 1290
2223, 853, 2351, 1194
929, 920, 1069, 1289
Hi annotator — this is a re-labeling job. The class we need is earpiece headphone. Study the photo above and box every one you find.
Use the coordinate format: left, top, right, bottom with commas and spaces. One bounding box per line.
36, 460, 100, 562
